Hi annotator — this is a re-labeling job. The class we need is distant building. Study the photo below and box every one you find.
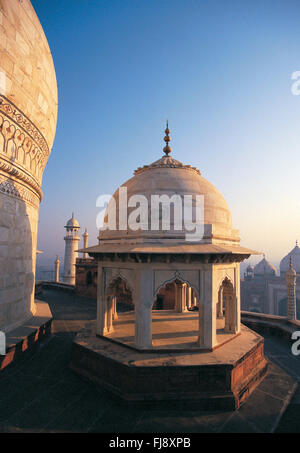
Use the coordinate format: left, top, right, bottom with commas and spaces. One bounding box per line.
62, 214, 80, 285
241, 243, 300, 316
75, 258, 97, 298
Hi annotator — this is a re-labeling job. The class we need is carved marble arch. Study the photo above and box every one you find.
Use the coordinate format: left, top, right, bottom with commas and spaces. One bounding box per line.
217, 272, 235, 293
154, 273, 200, 300
2, 121, 15, 149
0, 129, 4, 154
7, 138, 17, 161
105, 271, 135, 301
219, 276, 234, 290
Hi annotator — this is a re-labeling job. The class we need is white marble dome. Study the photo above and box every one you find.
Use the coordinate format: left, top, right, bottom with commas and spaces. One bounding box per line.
0, 0, 58, 153
66, 213, 80, 229
254, 257, 277, 276
0, 0, 58, 333
280, 244, 300, 275
100, 150, 239, 245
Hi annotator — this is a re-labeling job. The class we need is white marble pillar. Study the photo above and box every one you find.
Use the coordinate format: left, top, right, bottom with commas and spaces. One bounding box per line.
235, 265, 241, 333
193, 294, 197, 308
217, 287, 224, 319
197, 303, 204, 346
82, 229, 89, 259
112, 296, 118, 320
224, 291, 231, 332
54, 256, 60, 283
134, 268, 153, 349
186, 286, 192, 309
175, 283, 188, 313
105, 296, 114, 333
198, 268, 216, 349
96, 264, 106, 336
224, 285, 236, 334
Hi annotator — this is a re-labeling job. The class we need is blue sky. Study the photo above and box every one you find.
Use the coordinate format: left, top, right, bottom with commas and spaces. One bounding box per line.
32, 0, 300, 270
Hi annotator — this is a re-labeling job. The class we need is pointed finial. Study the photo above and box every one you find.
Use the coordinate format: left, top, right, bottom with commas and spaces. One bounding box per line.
163, 120, 172, 156
296, 240, 298, 247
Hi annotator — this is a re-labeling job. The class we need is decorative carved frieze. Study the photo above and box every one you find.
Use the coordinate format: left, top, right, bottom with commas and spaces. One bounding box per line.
0, 95, 49, 160
94, 252, 249, 264
0, 175, 40, 209
0, 158, 42, 200
0, 95, 49, 201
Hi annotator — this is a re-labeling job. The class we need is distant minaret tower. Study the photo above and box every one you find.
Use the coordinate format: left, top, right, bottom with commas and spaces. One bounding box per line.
63, 213, 80, 285
82, 229, 89, 259
286, 257, 297, 321
54, 255, 60, 283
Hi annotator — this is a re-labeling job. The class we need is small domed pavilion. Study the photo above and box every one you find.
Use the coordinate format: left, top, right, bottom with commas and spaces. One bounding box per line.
83, 123, 259, 350
73, 124, 267, 410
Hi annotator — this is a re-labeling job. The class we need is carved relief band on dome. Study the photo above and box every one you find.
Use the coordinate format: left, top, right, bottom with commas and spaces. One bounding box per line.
0, 175, 40, 209
0, 95, 49, 164
0, 156, 43, 201
0, 109, 46, 196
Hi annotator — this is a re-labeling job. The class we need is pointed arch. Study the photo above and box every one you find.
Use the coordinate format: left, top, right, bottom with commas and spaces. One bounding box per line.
154, 272, 199, 299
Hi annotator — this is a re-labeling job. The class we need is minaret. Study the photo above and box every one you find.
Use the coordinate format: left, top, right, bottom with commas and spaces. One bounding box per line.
82, 229, 89, 259
62, 213, 80, 285
54, 256, 60, 283
285, 257, 297, 321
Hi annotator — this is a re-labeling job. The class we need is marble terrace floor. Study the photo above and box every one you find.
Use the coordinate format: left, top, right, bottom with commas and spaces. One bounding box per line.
0, 289, 299, 433
106, 311, 236, 350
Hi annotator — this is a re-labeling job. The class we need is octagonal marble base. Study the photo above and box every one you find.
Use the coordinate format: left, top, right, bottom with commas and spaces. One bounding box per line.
70, 322, 268, 411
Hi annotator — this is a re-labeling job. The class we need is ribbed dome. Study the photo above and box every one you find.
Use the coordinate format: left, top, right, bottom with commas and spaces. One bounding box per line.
254, 257, 277, 276
0, 0, 58, 151
100, 153, 238, 245
280, 244, 300, 275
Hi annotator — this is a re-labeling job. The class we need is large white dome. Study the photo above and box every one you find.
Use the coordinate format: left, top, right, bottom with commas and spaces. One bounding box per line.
280, 244, 300, 275
0, 0, 58, 152
254, 257, 276, 276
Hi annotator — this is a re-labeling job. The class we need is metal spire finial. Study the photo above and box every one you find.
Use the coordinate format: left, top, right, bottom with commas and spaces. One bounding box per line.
163, 120, 172, 156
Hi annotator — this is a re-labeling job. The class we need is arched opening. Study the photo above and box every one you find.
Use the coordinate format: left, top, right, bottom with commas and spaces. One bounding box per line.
151, 279, 201, 348
104, 277, 133, 336
154, 279, 198, 313
153, 282, 176, 310
217, 278, 236, 335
